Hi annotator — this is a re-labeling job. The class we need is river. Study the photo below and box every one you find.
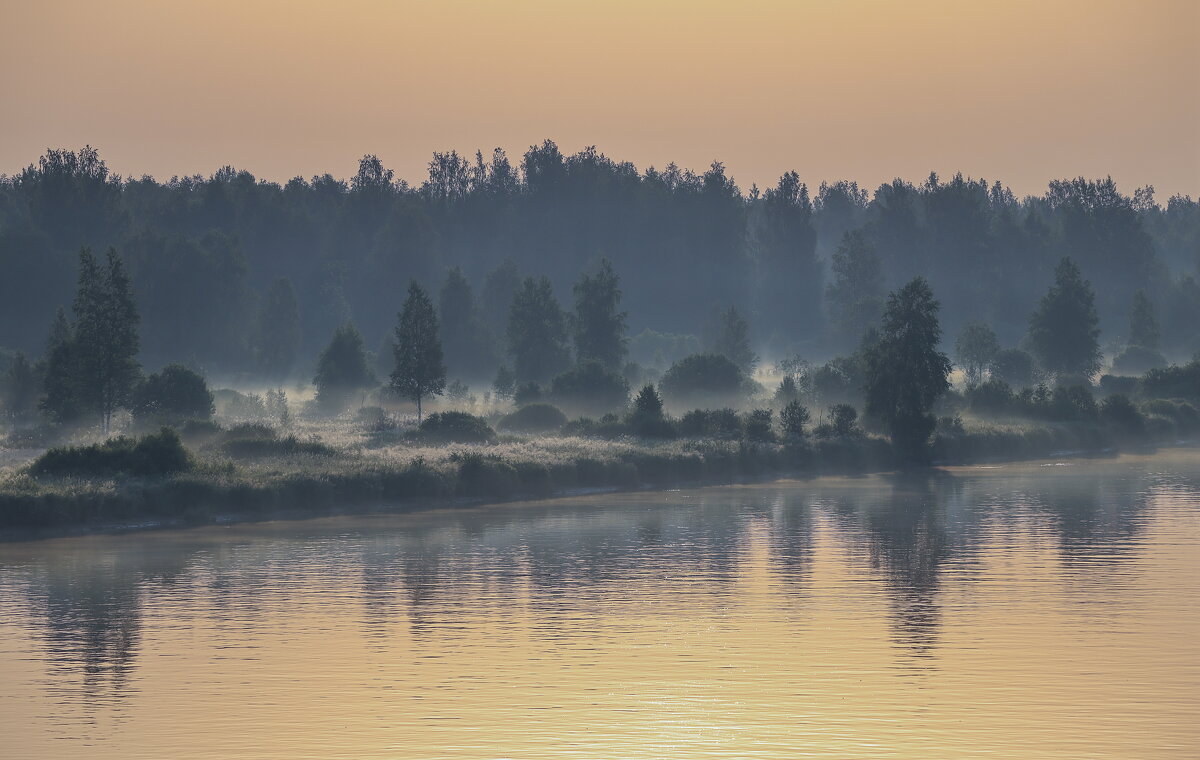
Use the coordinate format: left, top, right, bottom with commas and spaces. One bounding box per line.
1, 450, 1198, 758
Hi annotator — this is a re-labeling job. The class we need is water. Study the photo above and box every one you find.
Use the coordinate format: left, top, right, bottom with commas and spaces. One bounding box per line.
2, 450, 1198, 759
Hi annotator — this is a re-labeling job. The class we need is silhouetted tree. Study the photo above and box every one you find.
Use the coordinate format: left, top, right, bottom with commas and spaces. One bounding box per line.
72, 248, 141, 432
1, 352, 39, 422
864, 278, 951, 462
572, 259, 627, 370
132, 364, 214, 424
825, 230, 884, 346
314, 323, 374, 413
990, 348, 1035, 388
659, 353, 747, 407
955, 322, 1000, 386
1128, 289, 1160, 349
755, 171, 822, 332
780, 399, 810, 438
391, 281, 446, 422
629, 383, 673, 438
549, 360, 630, 416
507, 276, 570, 384
704, 306, 757, 373
253, 277, 301, 381
481, 259, 520, 333
492, 365, 516, 402
438, 267, 493, 380
39, 308, 80, 423
1027, 258, 1102, 380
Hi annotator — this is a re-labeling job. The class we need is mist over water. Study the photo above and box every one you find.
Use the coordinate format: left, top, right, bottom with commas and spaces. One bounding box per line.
2, 450, 1197, 759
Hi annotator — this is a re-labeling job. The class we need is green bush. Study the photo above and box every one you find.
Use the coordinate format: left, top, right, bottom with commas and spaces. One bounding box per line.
499, 403, 567, 433
132, 364, 214, 425
417, 411, 497, 444
1140, 360, 1200, 402
1099, 394, 1145, 436
659, 353, 748, 407
549, 360, 630, 415
742, 409, 776, 442
677, 408, 741, 439
966, 379, 1015, 415
217, 424, 336, 458
1112, 345, 1167, 376
32, 427, 193, 478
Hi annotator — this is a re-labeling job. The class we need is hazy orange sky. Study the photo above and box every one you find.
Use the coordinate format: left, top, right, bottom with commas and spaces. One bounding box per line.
2, 0, 1197, 198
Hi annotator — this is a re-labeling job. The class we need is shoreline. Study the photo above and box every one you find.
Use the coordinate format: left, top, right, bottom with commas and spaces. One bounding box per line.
3, 434, 1193, 544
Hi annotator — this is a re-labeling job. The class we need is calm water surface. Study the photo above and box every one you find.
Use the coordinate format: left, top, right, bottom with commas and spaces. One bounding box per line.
2, 451, 1198, 759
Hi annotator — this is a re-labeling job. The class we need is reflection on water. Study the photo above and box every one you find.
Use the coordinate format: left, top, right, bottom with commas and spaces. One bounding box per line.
1, 451, 1198, 759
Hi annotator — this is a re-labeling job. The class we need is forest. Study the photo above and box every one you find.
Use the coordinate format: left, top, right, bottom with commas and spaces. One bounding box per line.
0, 143, 1197, 384
1, 144, 1199, 530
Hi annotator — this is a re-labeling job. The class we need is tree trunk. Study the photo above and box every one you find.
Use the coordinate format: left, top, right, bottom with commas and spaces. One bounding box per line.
416, 394, 422, 424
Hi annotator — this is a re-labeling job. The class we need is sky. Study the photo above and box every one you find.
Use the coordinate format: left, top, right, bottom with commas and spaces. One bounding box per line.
1, 0, 1197, 198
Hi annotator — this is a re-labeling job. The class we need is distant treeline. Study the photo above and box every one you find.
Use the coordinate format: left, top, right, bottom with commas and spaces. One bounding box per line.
0, 144, 1197, 380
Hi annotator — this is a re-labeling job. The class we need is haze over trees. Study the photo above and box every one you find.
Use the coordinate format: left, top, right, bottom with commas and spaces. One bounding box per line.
1027, 257, 1102, 382
1, 144, 1195, 386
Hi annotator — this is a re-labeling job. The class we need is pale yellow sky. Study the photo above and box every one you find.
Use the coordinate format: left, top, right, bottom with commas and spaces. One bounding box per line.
1, 0, 1196, 197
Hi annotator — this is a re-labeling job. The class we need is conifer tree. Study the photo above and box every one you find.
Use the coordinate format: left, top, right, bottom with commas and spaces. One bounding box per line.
704, 306, 757, 373
313, 322, 374, 413
1027, 257, 1101, 380
253, 277, 301, 381
391, 281, 446, 421
572, 259, 628, 370
507, 276, 571, 384
864, 277, 951, 462
40, 307, 81, 423
826, 230, 884, 346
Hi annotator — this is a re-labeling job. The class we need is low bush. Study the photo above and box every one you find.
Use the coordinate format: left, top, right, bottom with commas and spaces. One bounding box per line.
31, 427, 193, 479
742, 409, 776, 443
417, 411, 497, 444
677, 408, 741, 439
1112, 345, 1167, 376
1099, 394, 1145, 436
563, 413, 629, 439
217, 424, 336, 458
1140, 360, 1200, 402
132, 364, 214, 425
499, 403, 567, 433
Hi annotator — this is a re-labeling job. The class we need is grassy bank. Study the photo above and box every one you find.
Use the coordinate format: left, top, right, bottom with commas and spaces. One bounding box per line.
1, 406, 1194, 539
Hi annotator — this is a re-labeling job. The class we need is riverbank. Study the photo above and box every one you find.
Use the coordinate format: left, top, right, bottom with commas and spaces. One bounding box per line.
2, 412, 1195, 541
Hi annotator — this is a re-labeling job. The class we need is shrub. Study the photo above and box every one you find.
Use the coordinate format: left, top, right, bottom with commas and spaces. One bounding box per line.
780, 400, 810, 439
132, 364, 214, 425
563, 413, 628, 439
1141, 399, 1200, 433
659, 353, 747, 407
513, 382, 543, 406
498, 403, 567, 433
990, 348, 1035, 388
677, 408, 741, 439
830, 404, 858, 436
1099, 394, 1145, 436
1099, 374, 1139, 397
1047, 385, 1098, 422
218, 423, 337, 458
628, 384, 675, 438
417, 411, 497, 444
966, 379, 1015, 416
1111, 345, 1167, 376
742, 409, 776, 443
215, 389, 268, 420
1140, 360, 1200, 402
550, 360, 631, 416
32, 427, 192, 478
